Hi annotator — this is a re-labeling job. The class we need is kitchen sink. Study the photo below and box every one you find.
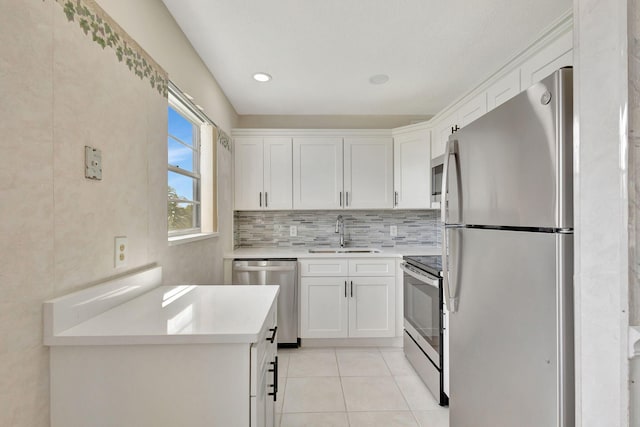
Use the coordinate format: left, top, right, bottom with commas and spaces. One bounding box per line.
308, 248, 382, 254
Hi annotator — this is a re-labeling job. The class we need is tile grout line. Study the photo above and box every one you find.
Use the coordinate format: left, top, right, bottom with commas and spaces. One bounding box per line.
334, 347, 353, 427
381, 347, 423, 426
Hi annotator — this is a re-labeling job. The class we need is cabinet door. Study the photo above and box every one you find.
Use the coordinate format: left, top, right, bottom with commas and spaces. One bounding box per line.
300, 277, 348, 338
235, 137, 264, 210
393, 130, 431, 209
432, 114, 457, 158
348, 277, 395, 338
520, 30, 572, 89
458, 93, 487, 128
251, 357, 268, 427
263, 137, 292, 210
293, 137, 343, 209
487, 69, 521, 111
343, 137, 393, 209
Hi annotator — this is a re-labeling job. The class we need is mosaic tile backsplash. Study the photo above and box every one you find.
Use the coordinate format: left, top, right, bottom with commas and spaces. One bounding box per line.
234, 210, 441, 248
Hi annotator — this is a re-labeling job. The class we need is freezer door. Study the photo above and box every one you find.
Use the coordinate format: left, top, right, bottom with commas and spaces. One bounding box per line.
446, 227, 573, 427
443, 68, 573, 229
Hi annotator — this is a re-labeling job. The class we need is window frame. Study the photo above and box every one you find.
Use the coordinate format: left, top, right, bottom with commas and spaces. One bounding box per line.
165, 82, 219, 242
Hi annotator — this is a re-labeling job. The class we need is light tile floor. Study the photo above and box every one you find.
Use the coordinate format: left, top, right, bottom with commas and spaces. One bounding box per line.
275, 346, 449, 427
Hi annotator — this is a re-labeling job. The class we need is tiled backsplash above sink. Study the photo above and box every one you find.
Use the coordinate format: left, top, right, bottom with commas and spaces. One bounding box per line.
234, 210, 441, 248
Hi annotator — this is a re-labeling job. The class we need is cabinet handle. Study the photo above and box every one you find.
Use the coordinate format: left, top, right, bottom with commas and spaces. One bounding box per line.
394, 191, 399, 207
268, 356, 278, 401
340, 192, 343, 207
344, 280, 347, 298
266, 326, 277, 343
265, 192, 268, 207
259, 192, 262, 207
350, 280, 354, 298
346, 192, 349, 207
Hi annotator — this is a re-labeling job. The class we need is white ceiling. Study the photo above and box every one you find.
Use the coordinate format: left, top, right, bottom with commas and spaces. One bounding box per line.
161, 0, 571, 116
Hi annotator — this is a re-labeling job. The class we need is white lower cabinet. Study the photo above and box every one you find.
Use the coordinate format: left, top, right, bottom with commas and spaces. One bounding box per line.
300, 258, 396, 339
251, 304, 278, 427
49, 295, 278, 427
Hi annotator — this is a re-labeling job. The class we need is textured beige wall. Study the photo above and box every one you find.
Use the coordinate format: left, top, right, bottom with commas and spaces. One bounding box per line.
95, 0, 238, 133
0, 0, 237, 425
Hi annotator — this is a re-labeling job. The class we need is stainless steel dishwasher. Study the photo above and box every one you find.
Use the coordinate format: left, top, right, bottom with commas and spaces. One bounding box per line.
232, 259, 298, 347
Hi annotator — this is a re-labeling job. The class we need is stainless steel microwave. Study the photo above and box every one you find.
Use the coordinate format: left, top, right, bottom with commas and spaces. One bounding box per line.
431, 154, 444, 203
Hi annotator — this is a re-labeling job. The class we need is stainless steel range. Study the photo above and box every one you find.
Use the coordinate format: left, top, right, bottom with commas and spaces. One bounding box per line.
401, 255, 448, 406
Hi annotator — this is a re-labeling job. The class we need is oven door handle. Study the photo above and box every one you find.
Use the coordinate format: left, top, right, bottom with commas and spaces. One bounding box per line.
400, 262, 440, 288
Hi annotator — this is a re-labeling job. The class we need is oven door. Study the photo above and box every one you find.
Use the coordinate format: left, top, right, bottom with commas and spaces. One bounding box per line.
401, 262, 441, 368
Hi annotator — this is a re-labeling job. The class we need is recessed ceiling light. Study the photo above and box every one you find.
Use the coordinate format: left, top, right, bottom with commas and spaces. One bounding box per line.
253, 72, 272, 82
369, 74, 389, 85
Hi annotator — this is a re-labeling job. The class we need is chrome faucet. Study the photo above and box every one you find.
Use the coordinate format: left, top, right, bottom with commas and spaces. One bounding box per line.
335, 215, 345, 248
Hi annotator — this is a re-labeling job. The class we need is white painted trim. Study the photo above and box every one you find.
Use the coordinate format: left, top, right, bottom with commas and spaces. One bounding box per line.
43, 265, 162, 344
391, 121, 432, 136
300, 337, 402, 348
231, 128, 392, 137
168, 232, 219, 246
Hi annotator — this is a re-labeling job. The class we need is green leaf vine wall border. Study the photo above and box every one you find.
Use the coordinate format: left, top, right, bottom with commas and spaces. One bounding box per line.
52, 0, 169, 97
49, 0, 234, 152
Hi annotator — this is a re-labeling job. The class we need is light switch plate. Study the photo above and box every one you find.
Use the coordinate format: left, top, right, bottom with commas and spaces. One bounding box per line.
85, 146, 102, 180
390, 225, 398, 237
290, 226, 297, 237
114, 236, 127, 268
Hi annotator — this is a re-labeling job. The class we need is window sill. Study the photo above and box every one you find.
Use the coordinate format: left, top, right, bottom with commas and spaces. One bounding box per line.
168, 232, 218, 246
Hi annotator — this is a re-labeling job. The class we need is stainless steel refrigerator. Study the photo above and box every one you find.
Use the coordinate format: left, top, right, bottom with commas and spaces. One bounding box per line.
442, 68, 574, 427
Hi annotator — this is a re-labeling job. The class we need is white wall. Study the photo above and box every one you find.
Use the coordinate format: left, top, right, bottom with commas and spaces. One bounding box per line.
573, 0, 630, 425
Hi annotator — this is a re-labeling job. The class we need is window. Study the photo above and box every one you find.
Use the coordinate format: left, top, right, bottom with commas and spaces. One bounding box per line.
167, 83, 218, 241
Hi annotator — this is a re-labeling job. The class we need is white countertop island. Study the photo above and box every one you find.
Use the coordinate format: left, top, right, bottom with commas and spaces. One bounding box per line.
44, 266, 280, 427
47, 284, 279, 346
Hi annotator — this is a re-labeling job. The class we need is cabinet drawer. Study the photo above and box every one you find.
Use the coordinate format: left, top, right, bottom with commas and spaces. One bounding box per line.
300, 259, 348, 276
348, 258, 396, 276
251, 300, 277, 396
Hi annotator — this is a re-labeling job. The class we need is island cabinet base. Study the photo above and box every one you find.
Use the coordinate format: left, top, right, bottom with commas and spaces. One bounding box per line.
50, 343, 252, 427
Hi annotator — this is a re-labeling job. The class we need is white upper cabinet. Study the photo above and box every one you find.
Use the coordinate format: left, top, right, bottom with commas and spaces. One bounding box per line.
487, 68, 521, 112
432, 114, 458, 159
520, 30, 573, 89
458, 92, 487, 128
343, 137, 393, 209
293, 137, 343, 209
263, 138, 293, 210
393, 129, 431, 209
234, 137, 292, 210
234, 137, 265, 210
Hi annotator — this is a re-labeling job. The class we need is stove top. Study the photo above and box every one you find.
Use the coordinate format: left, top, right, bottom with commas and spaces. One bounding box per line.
404, 255, 442, 277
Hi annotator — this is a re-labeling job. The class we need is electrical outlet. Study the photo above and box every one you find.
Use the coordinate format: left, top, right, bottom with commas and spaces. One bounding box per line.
290, 225, 297, 237
390, 225, 398, 237
114, 236, 127, 268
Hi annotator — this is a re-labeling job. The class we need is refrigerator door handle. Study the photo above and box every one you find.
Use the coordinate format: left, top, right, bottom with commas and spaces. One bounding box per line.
441, 139, 458, 223
442, 138, 459, 312
442, 228, 459, 312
